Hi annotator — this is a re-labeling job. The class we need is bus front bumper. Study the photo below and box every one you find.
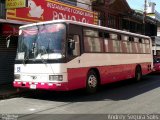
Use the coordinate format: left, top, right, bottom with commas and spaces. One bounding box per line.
13, 81, 69, 91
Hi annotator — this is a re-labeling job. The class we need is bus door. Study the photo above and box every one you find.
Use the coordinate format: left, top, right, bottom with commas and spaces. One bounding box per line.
67, 24, 84, 89
67, 24, 82, 66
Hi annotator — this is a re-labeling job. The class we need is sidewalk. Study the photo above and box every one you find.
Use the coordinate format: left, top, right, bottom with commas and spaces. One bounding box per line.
0, 84, 26, 100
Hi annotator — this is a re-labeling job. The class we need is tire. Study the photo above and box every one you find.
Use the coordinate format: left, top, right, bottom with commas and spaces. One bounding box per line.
86, 70, 98, 94
135, 66, 142, 81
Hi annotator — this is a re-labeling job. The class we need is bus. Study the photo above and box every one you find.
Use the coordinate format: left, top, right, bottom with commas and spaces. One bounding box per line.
151, 36, 160, 72
13, 20, 153, 93
151, 36, 160, 56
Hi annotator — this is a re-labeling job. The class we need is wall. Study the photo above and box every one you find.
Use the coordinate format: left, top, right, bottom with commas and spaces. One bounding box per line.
0, 0, 6, 19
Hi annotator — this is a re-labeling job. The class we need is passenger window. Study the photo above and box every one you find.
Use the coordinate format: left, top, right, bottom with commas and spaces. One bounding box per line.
110, 33, 117, 40
104, 33, 109, 38
99, 32, 103, 37
84, 37, 103, 52
104, 39, 109, 52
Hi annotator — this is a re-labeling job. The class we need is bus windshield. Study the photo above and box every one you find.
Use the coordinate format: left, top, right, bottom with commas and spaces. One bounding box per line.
16, 23, 66, 61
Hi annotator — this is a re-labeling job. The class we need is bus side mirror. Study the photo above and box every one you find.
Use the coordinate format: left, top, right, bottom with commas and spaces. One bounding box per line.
68, 39, 75, 50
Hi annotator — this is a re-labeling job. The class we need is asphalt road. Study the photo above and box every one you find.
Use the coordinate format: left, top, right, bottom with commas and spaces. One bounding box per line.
0, 73, 160, 120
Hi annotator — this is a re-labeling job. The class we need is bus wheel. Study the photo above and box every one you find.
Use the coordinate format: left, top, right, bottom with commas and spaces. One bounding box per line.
135, 66, 142, 81
86, 70, 98, 93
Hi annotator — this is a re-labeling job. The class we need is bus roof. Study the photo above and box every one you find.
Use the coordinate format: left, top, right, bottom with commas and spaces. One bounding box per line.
20, 20, 150, 39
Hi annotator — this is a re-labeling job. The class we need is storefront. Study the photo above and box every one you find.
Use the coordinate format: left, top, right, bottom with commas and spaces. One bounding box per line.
0, 20, 24, 84
0, 0, 29, 84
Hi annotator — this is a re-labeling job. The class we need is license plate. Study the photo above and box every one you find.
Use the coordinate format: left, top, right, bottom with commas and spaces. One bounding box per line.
30, 84, 36, 89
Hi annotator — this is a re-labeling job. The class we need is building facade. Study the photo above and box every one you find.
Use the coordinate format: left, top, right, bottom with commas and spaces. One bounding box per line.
0, 0, 24, 84
92, 0, 157, 36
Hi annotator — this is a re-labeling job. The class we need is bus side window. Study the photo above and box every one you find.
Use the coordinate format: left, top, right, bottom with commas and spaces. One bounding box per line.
121, 35, 128, 53
68, 35, 80, 56
139, 38, 143, 53
99, 32, 103, 38
104, 33, 109, 39
104, 32, 110, 52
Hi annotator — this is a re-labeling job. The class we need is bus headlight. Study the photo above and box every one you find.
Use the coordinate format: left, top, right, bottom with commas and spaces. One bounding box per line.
49, 75, 63, 81
14, 74, 20, 79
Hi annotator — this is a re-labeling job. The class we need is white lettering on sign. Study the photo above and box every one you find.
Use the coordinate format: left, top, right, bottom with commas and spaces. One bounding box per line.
47, 2, 93, 23
52, 11, 88, 23
47, 2, 71, 13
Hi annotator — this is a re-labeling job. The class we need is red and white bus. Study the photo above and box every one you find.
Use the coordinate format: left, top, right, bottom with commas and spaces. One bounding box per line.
13, 20, 153, 93
152, 36, 160, 72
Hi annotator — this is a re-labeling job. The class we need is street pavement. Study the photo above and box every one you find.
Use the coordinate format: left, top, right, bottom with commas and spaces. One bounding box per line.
0, 73, 160, 120
0, 84, 28, 100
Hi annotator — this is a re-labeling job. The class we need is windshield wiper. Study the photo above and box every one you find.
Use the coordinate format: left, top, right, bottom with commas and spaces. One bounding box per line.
39, 46, 48, 64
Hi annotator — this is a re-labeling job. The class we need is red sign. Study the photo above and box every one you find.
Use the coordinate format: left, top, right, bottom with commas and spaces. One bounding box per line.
6, 0, 96, 24
1, 24, 19, 36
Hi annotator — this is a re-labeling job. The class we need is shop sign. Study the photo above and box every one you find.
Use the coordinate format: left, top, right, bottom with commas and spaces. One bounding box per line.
6, 0, 98, 24
1, 24, 19, 36
6, 0, 27, 9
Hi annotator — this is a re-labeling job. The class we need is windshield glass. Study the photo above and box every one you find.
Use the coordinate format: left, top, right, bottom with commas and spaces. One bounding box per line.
16, 23, 66, 61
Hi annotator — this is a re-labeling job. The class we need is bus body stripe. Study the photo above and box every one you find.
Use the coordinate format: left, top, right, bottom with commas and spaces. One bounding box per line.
14, 62, 152, 91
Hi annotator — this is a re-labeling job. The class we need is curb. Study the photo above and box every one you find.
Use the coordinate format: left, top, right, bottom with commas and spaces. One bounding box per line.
0, 89, 28, 100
